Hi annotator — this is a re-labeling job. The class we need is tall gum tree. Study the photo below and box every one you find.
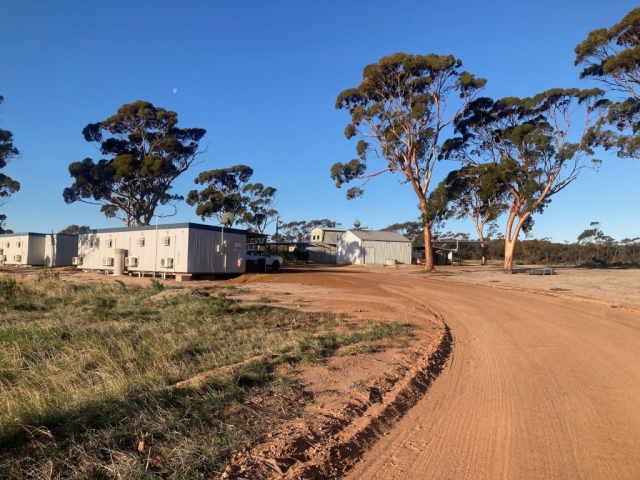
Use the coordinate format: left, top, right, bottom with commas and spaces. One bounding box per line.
431, 164, 506, 265
63, 100, 206, 226
331, 53, 486, 271
0, 95, 20, 216
575, 7, 640, 160
441, 89, 608, 271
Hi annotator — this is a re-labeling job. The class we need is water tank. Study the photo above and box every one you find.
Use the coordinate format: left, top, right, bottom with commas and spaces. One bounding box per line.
114, 248, 125, 276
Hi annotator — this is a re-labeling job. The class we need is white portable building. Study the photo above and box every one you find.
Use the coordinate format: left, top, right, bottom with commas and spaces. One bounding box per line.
76, 222, 247, 275
336, 230, 411, 265
0, 233, 78, 266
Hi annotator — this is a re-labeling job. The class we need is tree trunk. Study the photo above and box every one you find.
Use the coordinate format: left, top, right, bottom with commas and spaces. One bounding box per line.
504, 237, 517, 271
480, 241, 487, 266
423, 221, 434, 271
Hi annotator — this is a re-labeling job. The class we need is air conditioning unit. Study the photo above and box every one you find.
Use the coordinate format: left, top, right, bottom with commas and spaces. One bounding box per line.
13, 255, 22, 262
102, 257, 114, 266
125, 256, 138, 267
72, 256, 83, 266
160, 257, 174, 268
0, 255, 6, 262
162, 237, 171, 246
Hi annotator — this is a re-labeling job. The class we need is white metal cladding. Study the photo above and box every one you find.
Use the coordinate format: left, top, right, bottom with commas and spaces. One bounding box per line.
0, 233, 47, 265
336, 230, 411, 265
78, 227, 189, 272
187, 227, 246, 273
44, 235, 79, 266
77, 223, 248, 274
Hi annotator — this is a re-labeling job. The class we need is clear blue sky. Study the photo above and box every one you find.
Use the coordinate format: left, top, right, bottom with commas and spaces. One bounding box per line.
1, 0, 638, 242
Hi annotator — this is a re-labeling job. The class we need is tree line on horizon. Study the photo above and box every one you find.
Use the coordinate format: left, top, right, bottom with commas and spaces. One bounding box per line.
1, 8, 639, 271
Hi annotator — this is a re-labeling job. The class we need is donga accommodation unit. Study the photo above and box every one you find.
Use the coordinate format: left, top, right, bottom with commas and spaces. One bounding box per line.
0, 233, 79, 266
308, 227, 347, 262
77, 223, 247, 276
336, 230, 411, 265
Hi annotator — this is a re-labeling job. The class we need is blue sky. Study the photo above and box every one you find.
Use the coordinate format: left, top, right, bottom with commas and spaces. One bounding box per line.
1, 0, 638, 242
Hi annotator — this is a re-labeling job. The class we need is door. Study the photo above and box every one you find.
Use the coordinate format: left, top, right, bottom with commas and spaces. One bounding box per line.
364, 247, 375, 265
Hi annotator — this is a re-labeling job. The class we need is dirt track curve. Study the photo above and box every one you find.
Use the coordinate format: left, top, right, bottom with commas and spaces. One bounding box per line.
337, 272, 640, 479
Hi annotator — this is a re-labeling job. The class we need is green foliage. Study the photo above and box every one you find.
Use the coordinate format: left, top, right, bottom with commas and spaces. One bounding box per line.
0, 96, 20, 211
149, 278, 164, 292
58, 224, 91, 234
442, 88, 607, 269
275, 219, 341, 242
63, 100, 206, 226
187, 165, 279, 232
0, 279, 408, 478
575, 8, 640, 160
332, 53, 486, 269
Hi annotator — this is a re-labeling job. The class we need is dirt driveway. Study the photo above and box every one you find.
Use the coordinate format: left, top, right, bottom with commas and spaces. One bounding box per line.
227, 265, 640, 479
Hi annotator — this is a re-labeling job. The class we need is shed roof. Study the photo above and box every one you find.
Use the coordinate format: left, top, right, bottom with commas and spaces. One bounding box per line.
347, 230, 410, 243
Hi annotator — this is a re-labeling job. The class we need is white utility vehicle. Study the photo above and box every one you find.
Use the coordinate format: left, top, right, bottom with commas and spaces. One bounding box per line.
245, 249, 282, 271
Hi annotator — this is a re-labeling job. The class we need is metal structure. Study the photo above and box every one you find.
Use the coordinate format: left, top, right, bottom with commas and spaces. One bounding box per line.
76, 222, 248, 276
336, 230, 411, 265
0, 233, 78, 266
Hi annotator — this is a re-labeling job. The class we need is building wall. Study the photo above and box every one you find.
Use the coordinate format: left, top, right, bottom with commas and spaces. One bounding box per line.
336, 231, 363, 264
78, 227, 189, 272
0, 234, 46, 265
187, 228, 245, 274
361, 239, 411, 265
336, 231, 411, 265
44, 234, 78, 266
77, 224, 247, 274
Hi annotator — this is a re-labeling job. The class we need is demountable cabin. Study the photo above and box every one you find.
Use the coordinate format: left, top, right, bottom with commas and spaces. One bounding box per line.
0, 233, 78, 266
76, 222, 248, 276
336, 230, 411, 265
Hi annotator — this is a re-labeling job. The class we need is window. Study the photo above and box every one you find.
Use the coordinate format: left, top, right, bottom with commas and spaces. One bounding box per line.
137, 238, 145, 247
16, 241, 21, 248
162, 237, 171, 246
107, 239, 113, 248
5, 242, 9, 248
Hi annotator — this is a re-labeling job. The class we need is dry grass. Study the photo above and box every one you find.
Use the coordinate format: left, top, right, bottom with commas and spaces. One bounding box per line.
0, 273, 410, 479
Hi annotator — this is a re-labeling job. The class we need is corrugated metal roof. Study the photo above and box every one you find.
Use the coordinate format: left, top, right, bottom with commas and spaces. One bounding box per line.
348, 230, 410, 243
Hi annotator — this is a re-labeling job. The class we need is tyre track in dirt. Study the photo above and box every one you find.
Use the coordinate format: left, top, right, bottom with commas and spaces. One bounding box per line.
345, 274, 640, 480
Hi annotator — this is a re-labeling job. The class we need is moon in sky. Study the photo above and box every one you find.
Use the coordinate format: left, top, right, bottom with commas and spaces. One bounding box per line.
172, 88, 178, 94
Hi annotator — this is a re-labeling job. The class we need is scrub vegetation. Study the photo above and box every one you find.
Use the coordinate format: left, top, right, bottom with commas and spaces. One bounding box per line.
0, 274, 410, 479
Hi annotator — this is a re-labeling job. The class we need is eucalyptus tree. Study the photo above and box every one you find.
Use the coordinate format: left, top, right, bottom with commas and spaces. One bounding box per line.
63, 100, 206, 226
187, 165, 279, 232
431, 164, 506, 264
238, 183, 278, 233
441, 88, 608, 270
575, 7, 640, 160
331, 53, 486, 270
187, 165, 254, 224
0, 95, 20, 210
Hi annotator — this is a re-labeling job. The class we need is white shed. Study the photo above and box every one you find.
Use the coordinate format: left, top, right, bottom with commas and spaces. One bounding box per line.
0, 233, 78, 266
336, 230, 411, 265
77, 222, 247, 275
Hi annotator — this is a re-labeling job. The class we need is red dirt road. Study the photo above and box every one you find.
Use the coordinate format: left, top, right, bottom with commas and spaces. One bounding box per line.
339, 272, 640, 479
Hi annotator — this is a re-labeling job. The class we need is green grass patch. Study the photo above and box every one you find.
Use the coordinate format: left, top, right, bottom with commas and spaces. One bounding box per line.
0, 276, 411, 479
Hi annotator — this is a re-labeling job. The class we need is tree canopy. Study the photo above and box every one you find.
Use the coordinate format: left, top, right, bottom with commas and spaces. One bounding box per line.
59, 225, 91, 235
331, 52, 486, 270
441, 88, 608, 270
0, 95, 20, 211
186, 166, 278, 233
63, 100, 206, 226
575, 7, 640, 159
277, 219, 340, 242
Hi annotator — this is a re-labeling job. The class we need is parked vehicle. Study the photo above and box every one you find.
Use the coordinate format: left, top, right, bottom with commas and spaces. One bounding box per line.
245, 249, 282, 271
